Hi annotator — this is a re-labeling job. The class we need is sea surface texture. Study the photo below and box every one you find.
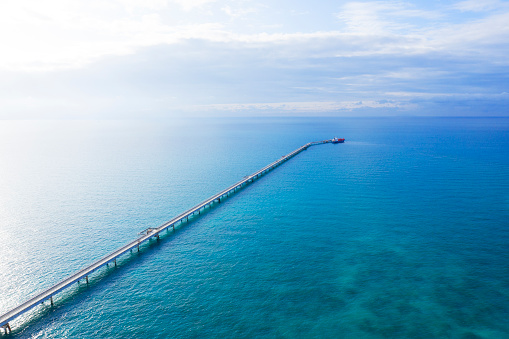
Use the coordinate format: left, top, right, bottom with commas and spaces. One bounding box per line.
0, 117, 508, 338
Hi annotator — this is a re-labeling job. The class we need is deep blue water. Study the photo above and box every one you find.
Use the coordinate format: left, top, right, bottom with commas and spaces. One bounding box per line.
0, 117, 508, 338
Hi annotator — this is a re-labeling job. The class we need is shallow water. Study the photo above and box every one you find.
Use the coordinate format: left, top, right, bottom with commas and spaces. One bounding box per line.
0, 117, 508, 338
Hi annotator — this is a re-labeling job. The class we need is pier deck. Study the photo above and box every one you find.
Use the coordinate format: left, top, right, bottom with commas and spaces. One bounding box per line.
0, 139, 335, 332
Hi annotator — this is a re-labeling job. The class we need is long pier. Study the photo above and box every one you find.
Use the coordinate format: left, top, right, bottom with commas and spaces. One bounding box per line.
0, 139, 336, 333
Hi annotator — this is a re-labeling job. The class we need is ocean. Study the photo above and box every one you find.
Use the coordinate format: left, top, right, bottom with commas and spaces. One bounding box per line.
0, 117, 508, 338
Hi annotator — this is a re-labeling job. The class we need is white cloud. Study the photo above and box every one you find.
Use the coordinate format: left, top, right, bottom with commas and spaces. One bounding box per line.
427, 11, 509, 61
196, 100, 405, 113
120, 0, 170, 12
170, 0, 217, 11
332, 1, 509, 63
2, 0, 509, 72
336, 1, 440, 35
453, 0, 506, 12
221, 5, 258, 18
386, 91, 509, 99
0, 0, 228, 71
0, 0, 227, 71
1, 0, 509, 118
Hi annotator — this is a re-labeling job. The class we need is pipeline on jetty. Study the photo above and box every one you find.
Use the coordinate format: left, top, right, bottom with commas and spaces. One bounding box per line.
0, 139, 338, 333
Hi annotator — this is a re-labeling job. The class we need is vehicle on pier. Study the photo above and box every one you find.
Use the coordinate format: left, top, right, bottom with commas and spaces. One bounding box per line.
331, 137, 345, 143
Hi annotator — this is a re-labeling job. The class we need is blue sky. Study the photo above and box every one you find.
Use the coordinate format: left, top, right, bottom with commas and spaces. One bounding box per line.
1, 0, 508, 118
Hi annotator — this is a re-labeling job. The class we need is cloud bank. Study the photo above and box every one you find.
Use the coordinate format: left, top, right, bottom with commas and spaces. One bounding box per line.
1, 0, 509, 118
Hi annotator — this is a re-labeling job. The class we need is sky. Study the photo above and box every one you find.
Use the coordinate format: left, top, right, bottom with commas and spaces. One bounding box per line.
1, 0, 509, 118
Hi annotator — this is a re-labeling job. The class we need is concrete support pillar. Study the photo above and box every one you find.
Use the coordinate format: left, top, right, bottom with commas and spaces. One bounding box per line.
2, 323, 11, 334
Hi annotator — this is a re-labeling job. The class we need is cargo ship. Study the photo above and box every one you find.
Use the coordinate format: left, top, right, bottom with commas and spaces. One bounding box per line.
331, 137, 345, 144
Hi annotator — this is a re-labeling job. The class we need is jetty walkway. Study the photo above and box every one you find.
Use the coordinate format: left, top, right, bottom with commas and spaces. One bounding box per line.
0, 139, 336, 333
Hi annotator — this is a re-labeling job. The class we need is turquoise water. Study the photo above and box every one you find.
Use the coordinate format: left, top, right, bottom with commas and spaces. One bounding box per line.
0, 117, 508, 338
